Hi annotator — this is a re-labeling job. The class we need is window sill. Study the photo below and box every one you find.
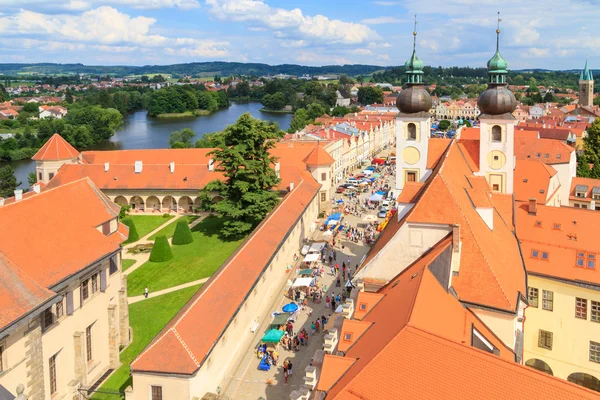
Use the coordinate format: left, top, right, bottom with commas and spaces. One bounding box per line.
87, 360, 101, 374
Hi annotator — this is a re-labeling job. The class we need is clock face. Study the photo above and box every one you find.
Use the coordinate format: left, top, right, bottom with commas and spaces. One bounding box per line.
487, 150, 506, 170
402, 146, 420, 165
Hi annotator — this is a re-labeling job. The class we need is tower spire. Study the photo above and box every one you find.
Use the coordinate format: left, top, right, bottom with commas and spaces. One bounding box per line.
496, 12, 501, 52
413, 14, 417, 53
404, 14, 424, 84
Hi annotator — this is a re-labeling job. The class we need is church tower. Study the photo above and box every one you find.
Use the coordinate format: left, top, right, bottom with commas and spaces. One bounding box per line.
579, 59, 594, 107
476, 13, 517, 194
395, 16, 433, 193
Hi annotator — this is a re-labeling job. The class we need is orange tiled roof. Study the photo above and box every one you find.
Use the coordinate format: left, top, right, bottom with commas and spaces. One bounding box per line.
514, 160, 558, 204
516, 202, 600, 286
514, 132, 574, 165
32, 133, 80, 161
426, 138, 451, 169
337, 320, 372, 352
457, 139, 480, 172
397, 182, 424, 203
459, 127, 480, 140
317, 355, 357, 392
304, 145, 335, 166
569, 177, 600, 202
353, 292, 384, 320
131, 172, 321, 375
404, 142, 525, 311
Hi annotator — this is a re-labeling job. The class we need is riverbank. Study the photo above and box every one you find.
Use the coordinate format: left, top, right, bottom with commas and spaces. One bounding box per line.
259, 107, 293, 114
156, 109, 213, 118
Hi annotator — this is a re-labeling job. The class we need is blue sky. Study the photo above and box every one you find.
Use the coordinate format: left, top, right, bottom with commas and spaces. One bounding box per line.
0, 0, 596, 70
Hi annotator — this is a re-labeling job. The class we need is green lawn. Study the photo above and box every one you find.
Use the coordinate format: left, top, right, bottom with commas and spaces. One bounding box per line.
126, 216, 244, 297
122, 215, 174, 245
122, 259, 136, 272
148, 215, 199, 241
91, 285, 201, 399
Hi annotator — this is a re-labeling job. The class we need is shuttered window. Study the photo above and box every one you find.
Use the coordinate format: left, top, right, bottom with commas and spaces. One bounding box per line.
151, 386, 163, 400
100, 269, 107, 292
538, 330, 553, 350
66, 291, 74, 315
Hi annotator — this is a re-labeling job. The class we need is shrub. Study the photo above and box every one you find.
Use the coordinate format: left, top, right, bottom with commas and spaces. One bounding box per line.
122, 217, 139, 243
149, 236, 173, 262
172, 220, 194, 245
162, 213, 171, 218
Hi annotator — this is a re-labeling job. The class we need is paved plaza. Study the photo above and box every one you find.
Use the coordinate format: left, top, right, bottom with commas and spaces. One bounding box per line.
222, 152, 395, 400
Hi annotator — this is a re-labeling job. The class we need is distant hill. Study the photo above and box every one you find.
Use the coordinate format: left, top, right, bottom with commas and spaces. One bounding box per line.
0, 62, 389, 77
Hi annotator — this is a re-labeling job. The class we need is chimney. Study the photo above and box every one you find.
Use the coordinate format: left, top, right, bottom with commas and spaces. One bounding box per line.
528, 198, 537, 215
208, 159, 214, 171
0, 198, 4, 206
289, 181, 294, 191
104, 162, 109, 172
452, 224, 460, 253
33, 184, 40, 194
169, 162, 175, 173
134, 160, 143, 173
275, 162, 281, 178
14, 189, 22, 202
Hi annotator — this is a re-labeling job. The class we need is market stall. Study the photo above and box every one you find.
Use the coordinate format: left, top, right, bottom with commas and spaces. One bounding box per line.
291, 277, 314, 288
303, 253, 320, 263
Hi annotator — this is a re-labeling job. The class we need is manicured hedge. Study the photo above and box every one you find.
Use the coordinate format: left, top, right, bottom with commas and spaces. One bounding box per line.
149, 236, 173, 262
172, 220, 194, 245
122, 217, 140, 243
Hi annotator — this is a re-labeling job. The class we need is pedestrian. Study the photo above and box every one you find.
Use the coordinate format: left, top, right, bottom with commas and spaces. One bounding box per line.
144, 286, 149, 299
325, 295, 331, 308
311, 321, 316, 334
287, 360, 293, 376
331, 298, 336, 311
333, 251, 337, 261
335, 263, 339, 274
284, 367, 289, 384
315, 319, 320, 333
294, 336, 300, 351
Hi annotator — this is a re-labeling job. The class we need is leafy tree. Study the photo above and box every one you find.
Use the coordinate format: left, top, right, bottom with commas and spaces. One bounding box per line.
339, 74, 353, 85
438, 120, 451, 131
119, 205, 131, 219
0, 84, 7, 102
306, 103, 327, 120
27, 172, 37, 186
151, 74, 166, 83
149, 236, 173, 262
288, 108, 310, 133
197, 91, 219, 112
234, 80, 251, 97
22, 102, 39, 114
195, 132, 224, 148
543, 91, 554, 103
584, 119, 600, 159
169, 128, 196, 148
331, 106, 350, 117
65, 88, 74, 104
261, 92, 286, 110
66, 105, 123, 141
201, 113, 283, 238
172, 220, 194, 245
0, 165, 20, 198
357, 86, 384, 105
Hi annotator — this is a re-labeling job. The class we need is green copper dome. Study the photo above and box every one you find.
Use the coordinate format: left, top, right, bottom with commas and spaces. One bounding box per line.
405, 49, 424, 73
487, 49, 508, 73
580, 59, 593, 81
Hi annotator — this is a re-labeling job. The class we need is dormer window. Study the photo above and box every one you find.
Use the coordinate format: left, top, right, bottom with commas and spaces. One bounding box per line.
531, 249, 539, 258
553, 223, 561, 230
407, 123, 417, 140
592, 187, 600, 200
577, 252, 596, 269
536, 153, 541, 157
556, 154, 562, 159
344, 332, 353, 341
491, 125, 502, 142
575, 184, 589, 198
359, 303, 367, 311
535, 221, 542, 227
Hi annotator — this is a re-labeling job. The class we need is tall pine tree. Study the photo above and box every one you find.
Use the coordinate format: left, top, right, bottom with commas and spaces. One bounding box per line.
0, 165, 21, 198
202, 113, 283, 238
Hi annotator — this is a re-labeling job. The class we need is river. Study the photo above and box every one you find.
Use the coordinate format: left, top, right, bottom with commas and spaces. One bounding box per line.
8, 101, 292, 188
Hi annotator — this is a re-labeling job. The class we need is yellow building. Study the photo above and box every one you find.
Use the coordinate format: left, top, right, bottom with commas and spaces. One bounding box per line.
516, 200, 600, 391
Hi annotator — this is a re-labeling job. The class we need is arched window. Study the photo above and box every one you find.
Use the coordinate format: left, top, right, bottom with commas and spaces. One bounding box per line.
525, 359, 553, 376
407, 123, 417, 140
568, 372, 600, 392
491, 125, 502, 142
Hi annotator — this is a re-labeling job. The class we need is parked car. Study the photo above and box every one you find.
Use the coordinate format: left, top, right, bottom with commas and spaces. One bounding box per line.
348, 178, 359, 184
355, 173, 366, 179
336, 186, 346, 193
382, 200, 391, 208
377, 209, 388, 218
363, 170, 374, 176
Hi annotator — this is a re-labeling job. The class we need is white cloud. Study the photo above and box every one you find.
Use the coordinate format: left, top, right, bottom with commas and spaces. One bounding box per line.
0, 6, 229, 58
420, 39, 438, 52
280, 40, 307, 48
205, 0, 380, 44
520, 48, 550, 58
1, 0, 200, 11
360, 17, 401, 25
351, 48, 374, 55
295, 51, 350, 65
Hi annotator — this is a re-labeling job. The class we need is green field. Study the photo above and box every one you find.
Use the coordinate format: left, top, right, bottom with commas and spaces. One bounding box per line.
126, 216, 244, 296
122, 215, 174, 245
148, 215, 199, 241
91, 285, 201, 399
122, 259, 136, 272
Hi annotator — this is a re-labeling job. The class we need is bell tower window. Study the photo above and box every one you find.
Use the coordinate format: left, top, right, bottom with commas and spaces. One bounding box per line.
491, 125, 502, 142
407, 123, 417, 140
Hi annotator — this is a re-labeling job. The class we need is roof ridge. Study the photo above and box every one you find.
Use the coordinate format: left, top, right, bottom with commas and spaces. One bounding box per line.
437, 152, 513, 310
171, 328, 200, 367
0, 177, 91, 209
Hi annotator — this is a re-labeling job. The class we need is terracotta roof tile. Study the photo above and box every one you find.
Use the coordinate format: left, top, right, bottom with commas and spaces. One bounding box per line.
397, 182, 424, 203
337, 320, 372, 352
316, 355, 357, 392
426, 138, 451, 169
514, 160, 558, 204
353, 292, 385, 320
32, 133, 80, 161
515, 132, 574, 165
304, 145, 335, 166
457, 139, 480, 172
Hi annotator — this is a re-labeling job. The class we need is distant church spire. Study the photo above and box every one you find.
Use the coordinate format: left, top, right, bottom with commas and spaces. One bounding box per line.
580, 57, 593, 81
404, 15, 424, 84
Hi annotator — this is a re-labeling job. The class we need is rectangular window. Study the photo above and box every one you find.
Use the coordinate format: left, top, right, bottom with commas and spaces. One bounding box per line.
49, 353, 57, 395
538, 330, 553, 350
91, 273, 98, 293
81, 279, 89, 302
0, 343, 3, 372
531, 250, 539, 258
151, 386, 163, 400
576, 253, 596, 269
321, 172, 327, 182
541, 251, 549, 260
48, 172, 54, 180
407, 171, 416, 182
102, 221, 110, 235
593, 301, 600, 323
542, 290, 553, 311
591, 341, 600, 363
109, 256, 118, 275
321, 192, 326, 202
56, 299, 64, 319
528, 287, 539, 308
576, 298, 588, 319
43, 308, 54, 329
86, 325, 93, 362
38, 172, 42, 181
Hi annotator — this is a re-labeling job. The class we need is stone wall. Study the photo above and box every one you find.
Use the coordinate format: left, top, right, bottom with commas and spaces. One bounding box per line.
24, 318, 45, 400
119, 276, 130, 346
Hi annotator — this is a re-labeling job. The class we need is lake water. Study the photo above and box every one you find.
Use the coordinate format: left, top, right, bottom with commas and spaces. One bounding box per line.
8, 101, 292, 188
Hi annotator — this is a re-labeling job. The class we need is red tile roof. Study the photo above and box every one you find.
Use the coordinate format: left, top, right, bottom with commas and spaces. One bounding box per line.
569, 177, 600, 202
304, 145, 335, 166
0, 178, 126, 330
131, 172, 321, 375
515, 131, 574, 165
426, 138, 451, 169
514, 160, 558, 204
516, 201, 600, 286
32, 133, 80, 161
